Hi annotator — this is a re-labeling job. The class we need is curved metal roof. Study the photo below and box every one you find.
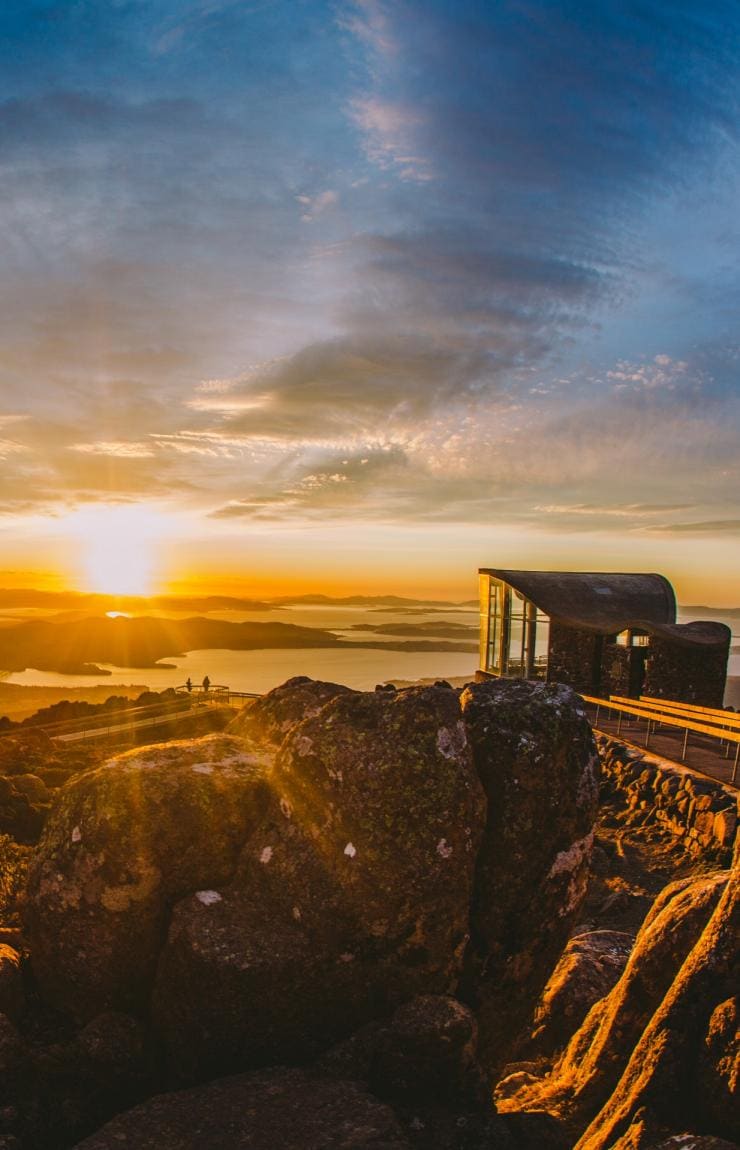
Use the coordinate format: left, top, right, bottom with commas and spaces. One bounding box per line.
478, 569, 730, 648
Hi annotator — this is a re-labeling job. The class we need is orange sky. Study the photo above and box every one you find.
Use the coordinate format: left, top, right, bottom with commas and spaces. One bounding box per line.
2, 506, 737, 606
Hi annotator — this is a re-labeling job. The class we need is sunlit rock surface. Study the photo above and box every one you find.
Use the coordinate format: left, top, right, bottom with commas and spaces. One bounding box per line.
23, 734, 273, 1018
497, 862, 739, 1150
523, 930, 634, 1058
228, 675, 355, 745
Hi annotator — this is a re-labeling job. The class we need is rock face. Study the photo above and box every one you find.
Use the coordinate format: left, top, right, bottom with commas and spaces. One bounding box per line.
71, 1067, 411, 1150
154, 686, 486, 1079
498, 861, 739, 1150
23, 675, 600, 1108
0, 946, 23, 1023
23, 734, 273, 1018
459, 678, 599, 1075
524, 930, 634, 1058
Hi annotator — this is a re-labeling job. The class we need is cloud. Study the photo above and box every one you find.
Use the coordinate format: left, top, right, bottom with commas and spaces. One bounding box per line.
0, 0, 737, 555
296, 189, 339, 221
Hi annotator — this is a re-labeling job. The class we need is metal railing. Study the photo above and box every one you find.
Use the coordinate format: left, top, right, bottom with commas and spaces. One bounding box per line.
581, 693, 740, 784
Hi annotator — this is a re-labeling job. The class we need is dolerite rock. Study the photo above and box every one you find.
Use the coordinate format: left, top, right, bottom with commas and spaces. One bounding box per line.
497, 866, 737, 1150
0, 1013, 22, 1072
645, 1139, 740, 1149
459, 679, 599, 1076
575, 863, 739, 1150
71, 1067, 411, 1149
367, 995, 484, 1106
75, 1012, 146, 1077
9, 774, 49, 804
0, 775, 48, 844
524, 930, 634, 1057
229, 676, 355, 745
154, 687, 486, 1079
22, 675, 603, 1095
0, 947, 23, 1023
23, 734, 273, 1019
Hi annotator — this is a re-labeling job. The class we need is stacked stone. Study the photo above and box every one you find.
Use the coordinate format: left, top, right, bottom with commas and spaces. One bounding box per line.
597, 734, 738, 862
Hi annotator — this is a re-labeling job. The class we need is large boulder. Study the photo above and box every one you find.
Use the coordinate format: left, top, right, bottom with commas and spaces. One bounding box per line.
229, 676, 355, 745
154, 686, 487, 1079
22, 675, 601, 1098
524, 930, 635, 1057
23, 734, 273, 1018
459, 679, 599, 1075
71, 1067, 411, 1149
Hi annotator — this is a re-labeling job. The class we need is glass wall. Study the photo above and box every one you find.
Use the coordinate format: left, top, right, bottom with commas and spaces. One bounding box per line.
479, 576, 549, 680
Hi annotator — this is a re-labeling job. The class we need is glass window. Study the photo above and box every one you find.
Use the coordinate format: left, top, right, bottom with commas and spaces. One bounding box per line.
479, 577, 550, 679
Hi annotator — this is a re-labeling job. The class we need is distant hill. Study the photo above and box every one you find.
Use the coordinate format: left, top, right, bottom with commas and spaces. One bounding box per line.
0, 588, 478, 613
680, 605, 740, 618
272, 594, 475, 608
0, 589, 274, 612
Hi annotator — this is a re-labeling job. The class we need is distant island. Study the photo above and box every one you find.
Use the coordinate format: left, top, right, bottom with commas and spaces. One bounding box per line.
0, 614, 477, 676
0, 588, 477, 612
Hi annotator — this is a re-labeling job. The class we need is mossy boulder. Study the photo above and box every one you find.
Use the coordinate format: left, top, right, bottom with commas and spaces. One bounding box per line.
154, 686, 486, 1080
23, 734, 273, 1019
22, 676, 602, 1100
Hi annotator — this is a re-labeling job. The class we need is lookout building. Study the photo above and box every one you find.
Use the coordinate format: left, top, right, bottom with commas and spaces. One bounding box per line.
477, 569, 730, 707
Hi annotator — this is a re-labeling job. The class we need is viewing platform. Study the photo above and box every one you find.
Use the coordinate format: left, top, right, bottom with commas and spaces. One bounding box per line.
581, 693, 740, 789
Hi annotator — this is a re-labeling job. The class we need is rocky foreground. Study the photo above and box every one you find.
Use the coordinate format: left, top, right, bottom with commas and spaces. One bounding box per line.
0, 676, 736, 1149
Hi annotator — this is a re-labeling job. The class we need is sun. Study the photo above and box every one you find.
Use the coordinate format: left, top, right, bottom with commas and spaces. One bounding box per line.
67, 505, 167, 597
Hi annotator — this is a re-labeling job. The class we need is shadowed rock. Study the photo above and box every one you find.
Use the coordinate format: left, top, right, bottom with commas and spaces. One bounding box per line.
71, 1067, 411, 1149
459, 678, 599, 1077
154, 686, 486, 1080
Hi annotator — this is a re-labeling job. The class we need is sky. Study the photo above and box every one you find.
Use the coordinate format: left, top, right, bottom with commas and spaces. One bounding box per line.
0, 0, 739, 602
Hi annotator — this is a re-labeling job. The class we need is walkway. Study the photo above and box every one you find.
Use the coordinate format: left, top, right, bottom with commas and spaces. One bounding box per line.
2, 686, 259, 746
582, 703, 739, 790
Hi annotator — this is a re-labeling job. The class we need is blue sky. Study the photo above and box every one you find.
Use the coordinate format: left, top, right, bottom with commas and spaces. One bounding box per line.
0, 1, 739, 598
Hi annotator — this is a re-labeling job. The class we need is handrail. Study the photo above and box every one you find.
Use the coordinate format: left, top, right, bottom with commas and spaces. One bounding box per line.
581, 694, 740, 783
0, 685, 260, 742
638, 695, 740, 725
623, 698, 740, 733
0, 698, 192, 739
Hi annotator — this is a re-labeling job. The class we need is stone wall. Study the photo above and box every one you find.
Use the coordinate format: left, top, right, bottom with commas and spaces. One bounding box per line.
596, 732, 738, 864
547, 622, 601, 695
600, 643, 631, 697
643, 634, 729, 707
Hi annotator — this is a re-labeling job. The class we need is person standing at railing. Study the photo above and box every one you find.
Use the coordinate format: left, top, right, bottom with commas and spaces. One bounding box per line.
202, 675, 211, 695
186, 677, 193, 693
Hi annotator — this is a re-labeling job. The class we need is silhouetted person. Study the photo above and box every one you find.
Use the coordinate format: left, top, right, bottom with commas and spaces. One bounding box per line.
185, 677, 193, 693
202, 675, 211, 693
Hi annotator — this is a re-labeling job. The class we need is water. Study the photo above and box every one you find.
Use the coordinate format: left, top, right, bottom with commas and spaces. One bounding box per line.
4, 604, 737, 695
4, 606, 479, 694
6, 648, 478, 694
